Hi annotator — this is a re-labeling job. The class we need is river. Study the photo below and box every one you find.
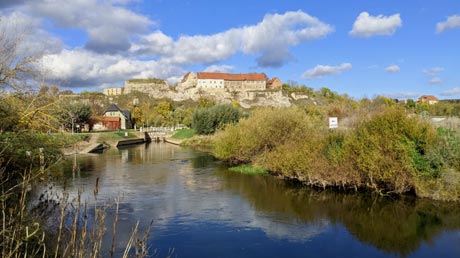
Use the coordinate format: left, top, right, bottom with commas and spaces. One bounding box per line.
44, 143, 460, 258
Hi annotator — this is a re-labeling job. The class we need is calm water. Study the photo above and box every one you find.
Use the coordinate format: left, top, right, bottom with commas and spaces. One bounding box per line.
46, 143, 460, 258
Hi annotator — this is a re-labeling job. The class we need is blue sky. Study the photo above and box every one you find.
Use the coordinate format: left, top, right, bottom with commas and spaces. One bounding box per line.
1, 0, 459, 99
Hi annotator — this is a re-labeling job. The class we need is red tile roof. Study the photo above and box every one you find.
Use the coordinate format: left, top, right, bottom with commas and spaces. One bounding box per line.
267, 77, 281, 84
197, 72, 267, 81
418, 95, 438, 101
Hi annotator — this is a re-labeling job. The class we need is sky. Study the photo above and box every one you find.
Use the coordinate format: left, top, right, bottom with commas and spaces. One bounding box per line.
1, 0, 459, 99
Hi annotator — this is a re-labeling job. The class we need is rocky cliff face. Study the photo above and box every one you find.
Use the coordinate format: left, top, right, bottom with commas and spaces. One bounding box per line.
124, 81, 169, 94
123, 82, 293, 108
144, 88, 292, 108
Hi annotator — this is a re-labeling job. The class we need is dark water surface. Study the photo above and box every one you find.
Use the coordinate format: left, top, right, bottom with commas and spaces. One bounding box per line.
48, 143, 460, 258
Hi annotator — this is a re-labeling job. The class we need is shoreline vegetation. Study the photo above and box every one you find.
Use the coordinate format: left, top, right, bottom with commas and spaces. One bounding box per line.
210, 106, 460, 202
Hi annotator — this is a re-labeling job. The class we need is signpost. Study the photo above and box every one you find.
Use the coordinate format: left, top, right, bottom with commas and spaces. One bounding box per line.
329, 117, 338, 129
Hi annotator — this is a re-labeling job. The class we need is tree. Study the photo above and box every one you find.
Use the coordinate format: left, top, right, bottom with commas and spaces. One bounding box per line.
129, 103, 145, 127
192, 104, 242, 135
0, 23, 61, 132
151, 101, 172, 126
0, 25, 38, 92
405, 99, 416, 109
197, 96, 216, 108
57, 103, 92, 132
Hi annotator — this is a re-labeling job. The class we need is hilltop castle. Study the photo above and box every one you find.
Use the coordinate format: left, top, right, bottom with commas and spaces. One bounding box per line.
177, 72, 282, 92
103, 72, 289, 108
104, 72, 282, 96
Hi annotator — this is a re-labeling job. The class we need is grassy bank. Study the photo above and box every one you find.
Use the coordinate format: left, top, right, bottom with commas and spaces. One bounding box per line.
212, 106, 460, 201
229, 164, 268, 175
96, 130, 138, 144
171, 128, 196, 139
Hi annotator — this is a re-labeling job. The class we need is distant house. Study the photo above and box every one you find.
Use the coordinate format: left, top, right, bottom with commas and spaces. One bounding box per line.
101, 104, 132, 130
267, 77, 282, 90
418, 95, 439, 105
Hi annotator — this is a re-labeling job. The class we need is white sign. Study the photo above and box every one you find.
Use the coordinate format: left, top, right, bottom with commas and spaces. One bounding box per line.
329, 117, 338, 129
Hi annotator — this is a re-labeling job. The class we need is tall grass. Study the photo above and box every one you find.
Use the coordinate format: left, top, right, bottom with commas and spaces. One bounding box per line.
1, 170, 153, 257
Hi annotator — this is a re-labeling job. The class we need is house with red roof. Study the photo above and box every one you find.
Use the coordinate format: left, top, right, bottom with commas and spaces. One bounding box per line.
267, 77, 282, 90
418, 95, 439, 105
94, 104, 132, 130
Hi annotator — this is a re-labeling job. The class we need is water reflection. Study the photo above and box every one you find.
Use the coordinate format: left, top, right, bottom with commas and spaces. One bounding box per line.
48, 143, 460, 258
217, 170, 460, 256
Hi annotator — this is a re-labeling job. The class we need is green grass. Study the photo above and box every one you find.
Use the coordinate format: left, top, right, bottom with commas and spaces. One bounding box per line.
171, 129, 196, 139
228, 164, 268, 175
97, 131, 138, 143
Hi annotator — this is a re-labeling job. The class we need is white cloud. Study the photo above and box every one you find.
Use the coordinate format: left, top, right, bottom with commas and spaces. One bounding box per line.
350, 12, 402, 37
436, 15, 460, 33
4, 5, 334, 88
441, 87, 460, 96
204, 65, 234, 73
0, 11, 63, 57
41, 49, 184, 88
423, 67, 444, 84
423, 67, 444, 76
303, 63, 352, 79
134, 11, 334, 67
25, 0, 154, 53
385, 65, 400, 73
429, 77, 442, 84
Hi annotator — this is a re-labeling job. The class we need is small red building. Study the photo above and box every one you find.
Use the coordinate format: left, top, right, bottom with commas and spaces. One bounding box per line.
101, 116, 121, 130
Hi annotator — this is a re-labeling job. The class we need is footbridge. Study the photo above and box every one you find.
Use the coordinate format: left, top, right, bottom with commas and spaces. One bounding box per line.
139, 127, 176, 143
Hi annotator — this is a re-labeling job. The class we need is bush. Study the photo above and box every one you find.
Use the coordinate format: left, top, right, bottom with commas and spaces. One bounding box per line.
213, 106, 316, 164
343, 107, 437, 193
192, 104, 242, 135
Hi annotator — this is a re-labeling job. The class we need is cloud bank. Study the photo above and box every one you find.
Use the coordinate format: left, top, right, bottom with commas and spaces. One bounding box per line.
133, 11, 334, 68
0, 0, 335, 89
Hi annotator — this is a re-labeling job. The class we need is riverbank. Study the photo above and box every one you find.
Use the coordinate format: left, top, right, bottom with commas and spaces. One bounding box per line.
61, 131, 143, 155
211, 107, 460, 202
44, 142, 460, 258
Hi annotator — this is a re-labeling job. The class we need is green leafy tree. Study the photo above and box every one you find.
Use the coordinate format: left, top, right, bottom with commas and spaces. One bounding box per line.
192, 104, 242, 135
152, 100, 172, 126
129, 104, 145, 127
197, 97, 216, 108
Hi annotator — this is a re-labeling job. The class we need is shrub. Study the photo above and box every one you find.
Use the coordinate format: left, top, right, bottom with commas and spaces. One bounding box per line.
213, 106, 315, 163
192, 104, 242, 135
343, 107, 436, 193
